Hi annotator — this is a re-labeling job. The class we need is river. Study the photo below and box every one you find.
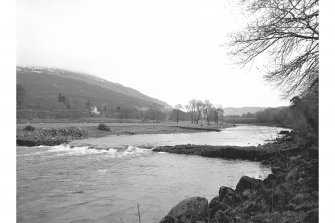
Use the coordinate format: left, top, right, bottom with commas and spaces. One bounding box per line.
17, 125, 289, 223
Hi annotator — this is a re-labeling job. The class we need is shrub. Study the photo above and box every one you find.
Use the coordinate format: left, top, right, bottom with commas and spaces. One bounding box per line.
24, 125, 35, 131
97, 123, 111, 131
67, 127, 89, 138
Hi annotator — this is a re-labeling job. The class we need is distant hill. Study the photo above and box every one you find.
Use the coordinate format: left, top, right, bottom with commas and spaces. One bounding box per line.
16, 66, 172, 111
223, 107, 267, 116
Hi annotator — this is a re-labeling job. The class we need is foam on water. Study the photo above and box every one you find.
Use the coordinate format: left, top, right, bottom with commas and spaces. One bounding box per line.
97, 169, 108, 174
45, 144, 150, 157
123, 145, 147, 155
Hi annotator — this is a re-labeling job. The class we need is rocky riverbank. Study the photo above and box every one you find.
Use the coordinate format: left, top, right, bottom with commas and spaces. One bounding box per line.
158, 137, 318, 223
16, 127, 89, 146
154, 145, 265, 161
153, 135, 299, 162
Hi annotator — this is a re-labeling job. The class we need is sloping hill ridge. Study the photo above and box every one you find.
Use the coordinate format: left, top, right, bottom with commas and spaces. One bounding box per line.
223, 107, 267, 116
16, 66, 172, 111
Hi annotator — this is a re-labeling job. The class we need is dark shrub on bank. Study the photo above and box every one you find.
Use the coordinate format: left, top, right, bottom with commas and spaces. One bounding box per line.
24, 125, 35, 131
97, 123, 111, 131
66, 127, 89, 138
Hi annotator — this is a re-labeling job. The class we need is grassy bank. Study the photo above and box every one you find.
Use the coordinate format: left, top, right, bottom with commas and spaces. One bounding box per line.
158, 134, 318, 223
16, 122, 234, 146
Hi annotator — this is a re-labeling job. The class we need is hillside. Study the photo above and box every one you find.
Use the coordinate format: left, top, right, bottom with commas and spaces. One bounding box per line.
223, 107, 267, 116
16, 66, 172, 111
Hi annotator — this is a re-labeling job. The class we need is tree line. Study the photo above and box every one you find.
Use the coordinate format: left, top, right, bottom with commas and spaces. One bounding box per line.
223, 93, 318, 137
254, 94, 318, 134
170, 99, 225, 125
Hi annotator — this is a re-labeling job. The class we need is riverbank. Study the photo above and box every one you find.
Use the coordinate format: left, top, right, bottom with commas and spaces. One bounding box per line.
158, 135, 318, 223
153, 132, 297, 161
16, 122, 234, 146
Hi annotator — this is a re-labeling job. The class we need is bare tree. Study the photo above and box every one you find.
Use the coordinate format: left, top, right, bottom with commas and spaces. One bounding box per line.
151, 103, 159, 123
185, 104, 191, 123
188, 99, 197, 124
174, 104, 183, 124
195, 100, 204, 124
229, 0, 318, 97
212, 107, 219, 125
138, 108, 145, 120
203, 100, 213, 125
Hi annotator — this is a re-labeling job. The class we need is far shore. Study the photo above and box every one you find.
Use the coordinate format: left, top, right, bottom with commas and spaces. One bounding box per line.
16, 122, 235, 147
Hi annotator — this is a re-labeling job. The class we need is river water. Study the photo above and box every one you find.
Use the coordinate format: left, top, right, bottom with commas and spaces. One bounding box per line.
17, 125, 289, 223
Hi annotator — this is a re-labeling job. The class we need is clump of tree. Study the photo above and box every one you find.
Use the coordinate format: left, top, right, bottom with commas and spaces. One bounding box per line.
255, 107, 291, 125
143, 104, 167, 123
214, 106, 225, 124
254, 93, 318, 137
241, 112, 256, 118
170, 104, 192, 123
97, 123, 111, 131
24, 125, 35, 131
58, 93, 71, 109
170, 104, 184, 123
184, 99, 225, 125
289, 93, 318, 136
116, 106, 134, 120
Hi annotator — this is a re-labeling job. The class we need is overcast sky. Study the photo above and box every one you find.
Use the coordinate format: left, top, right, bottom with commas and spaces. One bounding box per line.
17, 0, 289, 108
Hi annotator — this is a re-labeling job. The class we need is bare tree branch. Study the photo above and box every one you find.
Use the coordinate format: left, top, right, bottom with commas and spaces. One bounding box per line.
229, 0, 318, 97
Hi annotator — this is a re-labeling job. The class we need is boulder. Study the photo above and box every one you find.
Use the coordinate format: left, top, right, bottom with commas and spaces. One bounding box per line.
167, 197, 209, 223
208, 196, 229, 218
208, 187, 240, 218
262, 174, 277, 186
235, 176, 262, 194
208, 196, 220, 209
279, 130, 290, 135
219, 186, 240, 206
160, 216, 175, 223
260, 160, 271, 165
271, 166, 282, 175
219, 186, 234, 200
